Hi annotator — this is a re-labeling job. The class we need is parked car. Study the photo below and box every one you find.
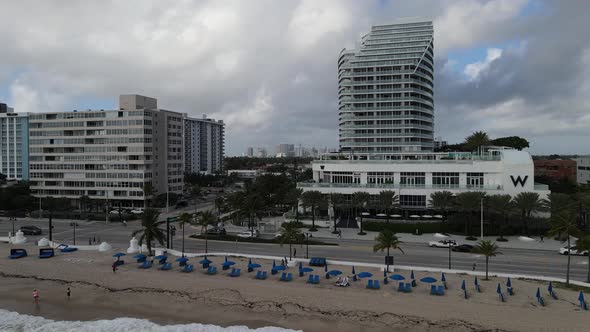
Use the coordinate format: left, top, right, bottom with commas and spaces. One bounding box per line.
109, 210, 122, 215
452, 244, 474, 252
428, 239, 457, 248
237, 230, 259, 238
559, 245, 589, 256
205, 227, 227, 236
20, 225, 42, 235
129, 209, 144, 215
175, 201, 188, 209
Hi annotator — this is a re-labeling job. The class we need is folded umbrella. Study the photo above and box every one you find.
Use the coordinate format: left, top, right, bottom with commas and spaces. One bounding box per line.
507, 277, 512, 288
461, 280, 466, 290
441, 273, 446, 282
497, 283, 502, 294
410, 270, 415, 279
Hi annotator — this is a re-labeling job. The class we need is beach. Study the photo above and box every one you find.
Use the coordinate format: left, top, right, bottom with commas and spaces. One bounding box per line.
1, 243, 589, 332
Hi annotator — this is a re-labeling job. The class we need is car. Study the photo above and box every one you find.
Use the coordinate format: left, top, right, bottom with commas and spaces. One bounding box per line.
175, 201, 188, 209
129, 209, 144, 215
20, 225, 42, 235
452, 244, 474, 252
428, 239, 457, 248
237, 230, 259, 238
205, 227, 227, 236
559, 245, 589, 256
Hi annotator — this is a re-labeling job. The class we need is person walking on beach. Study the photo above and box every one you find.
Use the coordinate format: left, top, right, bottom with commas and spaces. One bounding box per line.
66, 287, 71, 300
540, 234, 544, 242
33, 289, 39, 303
293, 248, 297, 258
112, 262, 117, 273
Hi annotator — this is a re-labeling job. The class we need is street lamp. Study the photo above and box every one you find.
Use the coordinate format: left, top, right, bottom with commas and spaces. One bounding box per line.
10, 217, 16, 234
304, 232, 312, 259
480, 197, 485, 240
359, 212, 370, 235
70, 222, 77, 245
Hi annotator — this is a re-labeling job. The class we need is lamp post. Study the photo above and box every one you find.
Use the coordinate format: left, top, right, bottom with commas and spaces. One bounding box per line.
304, 232, 311, 259
359, 212, 370, 235
448, 243, 452, 269
10, 217, 16, 234
480, 197, 484, 240
71, 222, 77, 245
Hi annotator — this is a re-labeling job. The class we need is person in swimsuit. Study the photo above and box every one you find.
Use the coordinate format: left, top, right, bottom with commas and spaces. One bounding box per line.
33, 289, 39, 303
67, 287, 71, 299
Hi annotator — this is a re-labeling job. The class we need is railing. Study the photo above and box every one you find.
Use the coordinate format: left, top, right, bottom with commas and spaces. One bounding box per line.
297, 182, 504, 190
339, 133, 432, 139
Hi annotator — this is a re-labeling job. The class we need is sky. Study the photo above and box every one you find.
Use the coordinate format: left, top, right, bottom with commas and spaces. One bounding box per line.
0, 0, 589, 156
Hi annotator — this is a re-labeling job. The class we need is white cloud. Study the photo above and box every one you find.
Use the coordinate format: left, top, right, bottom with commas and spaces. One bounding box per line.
464, 48, 503, 80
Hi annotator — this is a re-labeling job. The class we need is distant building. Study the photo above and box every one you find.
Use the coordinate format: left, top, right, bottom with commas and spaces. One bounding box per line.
184, 114, 225, 175
575, 157, 590, 185
276, 144, 294, 157
0, 103, 29, 180
255, 147, 267, 158
434, 138, 447, 150
246, 147, 254, 157
533, 159, 577, 181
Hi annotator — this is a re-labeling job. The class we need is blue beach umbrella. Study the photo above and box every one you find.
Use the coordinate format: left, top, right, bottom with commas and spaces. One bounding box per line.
133, 253, 146, 259
328, 270, 342, 276
357, 272, 373, 278
113, 253, 126, 261
441, 273, 446, 282
248, 263, 262, 269
536, 288, 541, 299
507, 277, 512, 288
461, 280, 466, 290
410, 270, 415, 279
222, 260, 235, 266
274, 265, 286, 271
389, 274, 405, 281
420, 277, 437, 283
154, 255, 167, 260
199, 257, 212, 264
175, 256, 189, 262
497, 283, 502, 294
300, 267, 314, 273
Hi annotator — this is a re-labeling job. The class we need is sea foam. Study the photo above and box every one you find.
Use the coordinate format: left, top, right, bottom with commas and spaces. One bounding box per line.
0, 309, 300, 332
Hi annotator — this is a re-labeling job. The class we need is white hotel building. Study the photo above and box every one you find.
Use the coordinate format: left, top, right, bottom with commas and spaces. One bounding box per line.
299, 148, 550, 209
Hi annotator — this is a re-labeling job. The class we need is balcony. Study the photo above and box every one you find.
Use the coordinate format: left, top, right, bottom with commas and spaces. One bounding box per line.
297, 182, 503, 191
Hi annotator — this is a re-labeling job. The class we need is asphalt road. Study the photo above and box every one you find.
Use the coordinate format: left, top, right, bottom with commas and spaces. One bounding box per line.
2, 218, 589, 283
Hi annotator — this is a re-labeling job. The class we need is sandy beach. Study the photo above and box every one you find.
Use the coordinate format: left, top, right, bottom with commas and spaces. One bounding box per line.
1, 243, 589, 332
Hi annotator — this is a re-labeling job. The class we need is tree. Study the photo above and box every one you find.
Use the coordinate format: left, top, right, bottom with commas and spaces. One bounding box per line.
429, 191, 454, 231
79, 195, 91, 213
454, 192, 486, 237
301, 190, 326, 231
352, 191, 371, 235
373, 229, 404, 272
486, 194, 514, 241
464, 131, 490, 151
178, 212, 192, 255
377, 190, 399, 224
285, 188, 303, 223
329, 193, 346, 233
131, 208, 166, 255
190, 185, 202, 215
513, 192, 543, 236
214, 196, 225, 221
575, 235, 590, 283
196, 210, 217, 253
473, 240, 502, 280
142, 182, 155, 208
491, 136, 530, 150
547, 209, 581, 285
279, 221, 303, 260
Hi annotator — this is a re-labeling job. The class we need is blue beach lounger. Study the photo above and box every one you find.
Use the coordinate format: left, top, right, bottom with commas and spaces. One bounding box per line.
159, 263, 172, 271
404, 283, 412, 293
139, 261, 152, 269
398, 282, 404, 292
430, 285, 437, 295
437, 285, 444, 296
9, 249, 27, 259
313, 275, 320, 284
181, 264, 194, 273
366, 280, 374, 289
373, 280, 380, 289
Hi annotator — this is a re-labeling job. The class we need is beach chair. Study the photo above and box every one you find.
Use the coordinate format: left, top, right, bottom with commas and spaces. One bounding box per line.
398, 282, 404, 292
280, 272, 287, 281
231, 268, 241, 277
286, 273, 293, 281
366, 280, 374, 289
38, 248, 54, 259
9, 249, 27, 259
507, 287, 514, 296
138, 261, 152, 269
261, 271, 268, 280
437, 285, 445, 296
373, 280, 380, 289
313, 275, 320, 284
206, 266, 218, 275
256, 271, 267, 280
181, 264, 193, 273
430, 285, 437, 295
136, 256, 146, 263
404, 283, 412, 293
159, 263, 172, 271
307, 274, 314, 284
157, 257, 167, 265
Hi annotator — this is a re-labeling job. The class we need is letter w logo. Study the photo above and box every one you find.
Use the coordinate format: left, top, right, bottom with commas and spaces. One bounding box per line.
510, 175, 528, 187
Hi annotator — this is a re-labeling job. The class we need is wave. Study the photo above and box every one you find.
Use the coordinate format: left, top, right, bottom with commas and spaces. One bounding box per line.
0, 309, 300, 332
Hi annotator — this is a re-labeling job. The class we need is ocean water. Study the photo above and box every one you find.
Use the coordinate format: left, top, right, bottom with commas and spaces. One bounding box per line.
0, 309, 300, 332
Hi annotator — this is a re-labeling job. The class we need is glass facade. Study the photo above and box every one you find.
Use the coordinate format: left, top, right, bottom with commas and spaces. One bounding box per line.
0, 112, 29, 180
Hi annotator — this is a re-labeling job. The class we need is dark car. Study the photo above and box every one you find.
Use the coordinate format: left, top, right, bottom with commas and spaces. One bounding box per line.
452, 244, 474, 252
20, 225, 42, 235
205, 227, 226, 236
175, 201, 188, 209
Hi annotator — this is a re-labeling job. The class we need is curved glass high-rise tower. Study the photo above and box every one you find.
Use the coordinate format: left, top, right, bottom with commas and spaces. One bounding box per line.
338, 19, 434, 159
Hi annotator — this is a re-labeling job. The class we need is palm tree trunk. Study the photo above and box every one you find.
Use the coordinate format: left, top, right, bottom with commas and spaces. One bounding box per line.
289, 243, 292, 260
587, 254, 590, 283
182, 223, 185, 256
485, 256, 489, 280
386, 247, 390, 272
311, 206, 316, 230
566, 235, 571, 285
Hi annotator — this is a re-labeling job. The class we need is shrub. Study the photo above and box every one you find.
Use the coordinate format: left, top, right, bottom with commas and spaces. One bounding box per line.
363, 221, 444, 234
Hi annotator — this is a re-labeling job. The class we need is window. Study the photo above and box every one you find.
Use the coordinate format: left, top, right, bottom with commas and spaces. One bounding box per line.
432, 172, 459, 188
400, 195, 426, 207
367, 172, 394, 184
400, 172, 425, 186
467, 173, 484, 188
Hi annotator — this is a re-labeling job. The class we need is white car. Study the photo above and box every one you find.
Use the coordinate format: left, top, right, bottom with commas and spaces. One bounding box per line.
559, 245, 589, 256
237, 230, 259, 238
130, 209, 144, 215
109, 210, 121, 215
428, 239, 457, 248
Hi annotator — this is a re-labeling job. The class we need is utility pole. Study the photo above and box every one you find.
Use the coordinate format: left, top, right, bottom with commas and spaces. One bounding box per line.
480, 197, 484, 239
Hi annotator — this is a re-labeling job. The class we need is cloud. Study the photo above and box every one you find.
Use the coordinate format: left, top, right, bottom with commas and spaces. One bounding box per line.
464, 48, 503, 80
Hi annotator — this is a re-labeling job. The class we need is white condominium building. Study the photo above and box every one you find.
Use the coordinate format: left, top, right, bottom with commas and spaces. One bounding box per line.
0, 103, 29, 180
29, 95, 184, 208
184, 115, 225, 175
299, 148, 550, 210
338, 18, 434, 157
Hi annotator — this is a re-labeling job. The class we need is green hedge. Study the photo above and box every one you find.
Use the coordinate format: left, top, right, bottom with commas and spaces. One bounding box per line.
189, 234, 337, 246
363, 221, 444, 234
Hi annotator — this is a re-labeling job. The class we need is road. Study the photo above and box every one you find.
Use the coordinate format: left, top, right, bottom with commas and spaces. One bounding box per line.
2, 218, 588, 283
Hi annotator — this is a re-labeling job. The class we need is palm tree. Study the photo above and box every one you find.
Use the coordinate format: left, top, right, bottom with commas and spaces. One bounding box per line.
576, 235, 590, 282
473, 240, 502, 280
547, 209, 581, 285
131, 208, 166, 255
178, 212, 192, 256
190, 185, 202, 215
428, 191, 454, 231
373, 230, 404, 272
454, 192, 485, 238
214, 196, 225, 221
486, 194, 513, 241
301, 190, 326, 231
142, 182, 155, 208
377, 190, 399, 224
352, 191, 371, 235
329, 193, 346, 233
279, 221, 303, 260
464, 131, 490, 151
285, 188, 303, 223
513, 192, 544, 236
197, 210, 217, 254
